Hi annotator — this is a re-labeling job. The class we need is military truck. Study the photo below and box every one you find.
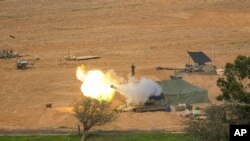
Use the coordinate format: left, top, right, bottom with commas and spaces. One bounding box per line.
0, 50, 19, 59
17, 60, 28, 70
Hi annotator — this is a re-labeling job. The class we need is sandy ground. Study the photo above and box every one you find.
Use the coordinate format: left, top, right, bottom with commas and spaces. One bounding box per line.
0, 0, 250, 131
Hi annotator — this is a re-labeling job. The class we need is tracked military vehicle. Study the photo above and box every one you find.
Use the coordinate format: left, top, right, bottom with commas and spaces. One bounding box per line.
156, 51, 216, 79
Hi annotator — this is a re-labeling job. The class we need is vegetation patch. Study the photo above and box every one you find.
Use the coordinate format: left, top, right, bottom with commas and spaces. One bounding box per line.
0, 133, 195, 141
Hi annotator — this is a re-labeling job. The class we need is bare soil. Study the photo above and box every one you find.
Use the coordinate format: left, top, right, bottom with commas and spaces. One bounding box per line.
0, 0, 249, 132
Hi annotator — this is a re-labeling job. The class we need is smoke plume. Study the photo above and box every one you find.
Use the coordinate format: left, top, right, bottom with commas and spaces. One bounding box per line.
116, 77, 162, 105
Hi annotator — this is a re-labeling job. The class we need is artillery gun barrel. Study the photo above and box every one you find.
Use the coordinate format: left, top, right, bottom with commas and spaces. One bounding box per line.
156, 66, 188, 71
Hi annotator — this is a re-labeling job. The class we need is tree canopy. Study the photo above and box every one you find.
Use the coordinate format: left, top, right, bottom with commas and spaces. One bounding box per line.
74, 97, 115, 132
217, 55, 250, 103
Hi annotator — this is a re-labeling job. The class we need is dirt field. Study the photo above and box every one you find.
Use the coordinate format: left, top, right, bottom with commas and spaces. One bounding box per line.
0, 0, 249, 131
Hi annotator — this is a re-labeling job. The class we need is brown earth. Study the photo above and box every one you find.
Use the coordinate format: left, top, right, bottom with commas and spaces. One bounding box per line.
0, 0, 250, 132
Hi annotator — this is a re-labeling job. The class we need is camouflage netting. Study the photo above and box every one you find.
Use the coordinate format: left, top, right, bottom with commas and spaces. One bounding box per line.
157, 79, 209, 105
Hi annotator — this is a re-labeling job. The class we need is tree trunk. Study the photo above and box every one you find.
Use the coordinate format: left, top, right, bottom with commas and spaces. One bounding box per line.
80, 133, 86, 141
81, 130, 88, 141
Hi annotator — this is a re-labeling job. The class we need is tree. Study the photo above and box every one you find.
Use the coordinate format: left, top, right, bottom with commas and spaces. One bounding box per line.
187, 55, 250, 141
217, 55, 250, 125
74, 97, 115, 141
217, 55, 250, 103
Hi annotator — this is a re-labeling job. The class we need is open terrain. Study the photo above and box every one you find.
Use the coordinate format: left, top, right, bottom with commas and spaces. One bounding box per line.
0, 0, 250, 132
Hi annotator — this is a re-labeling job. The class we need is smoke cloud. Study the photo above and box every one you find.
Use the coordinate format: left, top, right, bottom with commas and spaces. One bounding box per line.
76, 65, 162, 104
116, 77, 162, 105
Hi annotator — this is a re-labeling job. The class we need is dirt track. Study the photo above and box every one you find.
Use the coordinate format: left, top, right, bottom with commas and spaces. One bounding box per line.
0, 0, 250, 131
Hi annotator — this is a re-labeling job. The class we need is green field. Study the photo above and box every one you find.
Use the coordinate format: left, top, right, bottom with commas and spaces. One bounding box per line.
0, 133, 195, 141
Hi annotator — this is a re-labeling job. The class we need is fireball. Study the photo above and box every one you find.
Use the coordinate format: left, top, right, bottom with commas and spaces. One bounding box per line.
76, 66, 116, 102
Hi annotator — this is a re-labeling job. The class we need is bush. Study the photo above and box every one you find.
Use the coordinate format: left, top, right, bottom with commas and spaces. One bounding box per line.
187, 105, 229, 141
